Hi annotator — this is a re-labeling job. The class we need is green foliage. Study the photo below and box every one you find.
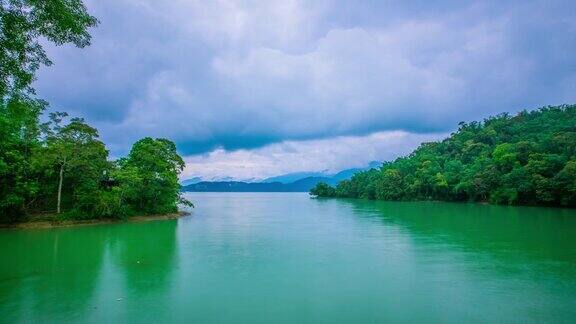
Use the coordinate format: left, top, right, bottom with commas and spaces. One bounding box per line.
311, 105, 576, 207
1, 0, 98, 222
310, 182, 336, 197
1, 109, 189, 222
117, 137, 186, 215
0, 95, 45, 221
1, 0, 97, 96
37, 112, 110, 217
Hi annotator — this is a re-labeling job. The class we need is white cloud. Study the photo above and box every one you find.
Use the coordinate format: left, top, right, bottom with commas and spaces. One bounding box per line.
132, 0, 328, 50
211, 20, 524, 135
182, 130, 445, 181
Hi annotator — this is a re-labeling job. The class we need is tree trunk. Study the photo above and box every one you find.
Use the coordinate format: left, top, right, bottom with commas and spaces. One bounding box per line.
57, 163, 64, 214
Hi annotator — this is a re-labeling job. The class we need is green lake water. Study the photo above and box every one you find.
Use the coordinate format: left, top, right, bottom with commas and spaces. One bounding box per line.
1, 192, 576, 323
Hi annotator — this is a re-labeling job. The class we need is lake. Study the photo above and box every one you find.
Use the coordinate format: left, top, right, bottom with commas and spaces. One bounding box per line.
1, 192, 575, 323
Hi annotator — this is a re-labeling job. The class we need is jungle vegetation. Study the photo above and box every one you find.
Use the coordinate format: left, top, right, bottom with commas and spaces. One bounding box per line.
0, 0, 190, 223
311, 105, 576, 207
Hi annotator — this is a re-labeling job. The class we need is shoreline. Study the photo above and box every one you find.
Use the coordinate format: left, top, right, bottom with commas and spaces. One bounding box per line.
0, 211, 191, 230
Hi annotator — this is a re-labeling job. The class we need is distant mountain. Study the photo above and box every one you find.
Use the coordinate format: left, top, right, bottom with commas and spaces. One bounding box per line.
182, 177, 331, 192
182, 181, 303, 192
180, 177, 203, 186
180, 176, 258, 186
262, 171, 328, 184
262, 162, 381, 184
181, 161, 382, 192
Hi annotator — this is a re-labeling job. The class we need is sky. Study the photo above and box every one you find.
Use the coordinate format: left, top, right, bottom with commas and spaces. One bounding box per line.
35, 0, 576, 181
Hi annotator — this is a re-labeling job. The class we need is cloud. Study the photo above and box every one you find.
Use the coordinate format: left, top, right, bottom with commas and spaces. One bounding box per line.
33, 0, 576, 177
167, 0, 328, 50
182, 130, 445, 181
211, 23, 471, 134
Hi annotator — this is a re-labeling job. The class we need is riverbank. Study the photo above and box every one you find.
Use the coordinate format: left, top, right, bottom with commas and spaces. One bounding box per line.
0, 211, 191, 230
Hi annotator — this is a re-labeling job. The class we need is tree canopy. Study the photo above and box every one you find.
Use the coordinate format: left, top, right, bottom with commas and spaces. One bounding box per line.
311, 105, 576, 207
118, 137, 186, 215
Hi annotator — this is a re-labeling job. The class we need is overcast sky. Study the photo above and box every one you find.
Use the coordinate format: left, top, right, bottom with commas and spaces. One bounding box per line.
35, 0, 576, 180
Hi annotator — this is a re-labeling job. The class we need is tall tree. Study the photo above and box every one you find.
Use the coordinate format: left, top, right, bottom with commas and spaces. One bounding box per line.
0, 96, 45, 221
42, 112, 108, 215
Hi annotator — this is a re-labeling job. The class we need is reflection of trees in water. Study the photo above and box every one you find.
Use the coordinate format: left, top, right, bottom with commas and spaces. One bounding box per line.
0, 220, 179, 322
333, 198, 576, 271
107, 220, 178, 319
0, 226, 109, 322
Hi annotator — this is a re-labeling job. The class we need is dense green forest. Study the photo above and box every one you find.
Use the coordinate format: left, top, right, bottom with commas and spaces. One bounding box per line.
311, 105, 576, 207
0, 0, 190, 223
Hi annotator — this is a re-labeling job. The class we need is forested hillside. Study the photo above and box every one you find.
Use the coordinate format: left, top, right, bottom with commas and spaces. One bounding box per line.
311, 105, 576, 207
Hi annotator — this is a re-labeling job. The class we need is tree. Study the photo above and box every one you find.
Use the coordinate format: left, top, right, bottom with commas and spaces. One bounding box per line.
0, 96, 45, 221
310, 182, 335, 197
1, 0, 98, 97
41, 112, 108, 215
121, 138, 186, 214
554, 160, 576, 206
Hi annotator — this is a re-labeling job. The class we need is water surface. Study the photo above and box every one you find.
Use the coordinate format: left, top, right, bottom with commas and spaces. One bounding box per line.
1, 193, 575, 323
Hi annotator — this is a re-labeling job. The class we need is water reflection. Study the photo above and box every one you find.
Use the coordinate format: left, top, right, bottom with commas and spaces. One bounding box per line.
337, 199, 576, 267
0, 227, 108, 322
0, 220, 178, 323
325, 198, 576, 322
105, 221, 178, 322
